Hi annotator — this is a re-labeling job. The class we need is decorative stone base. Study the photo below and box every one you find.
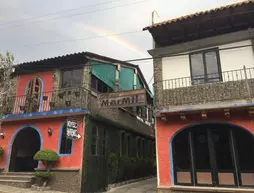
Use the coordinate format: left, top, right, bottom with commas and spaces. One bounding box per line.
31, 184, 51, 191
107, 176, 156, 191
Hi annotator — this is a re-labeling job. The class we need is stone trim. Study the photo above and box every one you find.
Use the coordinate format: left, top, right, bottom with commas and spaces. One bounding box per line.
149, 29, 254, 57
35, 168, 80, 172
153, 58, 163, 109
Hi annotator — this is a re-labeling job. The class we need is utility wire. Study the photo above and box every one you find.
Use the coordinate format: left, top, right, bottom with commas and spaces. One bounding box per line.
0, 0, 124, 27
0, 0, 148, 30
125, 44, 254, 62
13, 44, 253, 66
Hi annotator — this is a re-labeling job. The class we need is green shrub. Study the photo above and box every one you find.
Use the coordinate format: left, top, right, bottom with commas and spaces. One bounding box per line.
35, 172, 53, 178
34, 149, 59, 171
117, 156, 131, 181
0, 147, 4, 156
107, 153, 119, 184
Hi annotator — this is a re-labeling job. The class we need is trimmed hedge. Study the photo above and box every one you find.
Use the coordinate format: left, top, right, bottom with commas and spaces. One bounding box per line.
107, 153, 156, 183
35, 172, 53, 178
34, 149, 59, 172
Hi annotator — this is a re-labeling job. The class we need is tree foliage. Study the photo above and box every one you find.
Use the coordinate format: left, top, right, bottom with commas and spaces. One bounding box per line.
0, 51, 15, 113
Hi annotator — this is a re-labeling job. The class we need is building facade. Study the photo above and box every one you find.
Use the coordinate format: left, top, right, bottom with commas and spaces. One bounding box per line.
0, 52, 155, 192
144, 1, 254, 192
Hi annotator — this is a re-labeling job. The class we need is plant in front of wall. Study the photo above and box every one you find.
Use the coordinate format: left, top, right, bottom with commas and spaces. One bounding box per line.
107, 153, 119, 184
0, 147, 4, 159
33, 149, 59, 187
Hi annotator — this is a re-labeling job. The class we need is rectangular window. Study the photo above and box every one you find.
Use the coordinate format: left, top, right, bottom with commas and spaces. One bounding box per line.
91, 75, 113, 93
190, 49, 221, 85
91, 126, 99, 156
61, 68, 83, 88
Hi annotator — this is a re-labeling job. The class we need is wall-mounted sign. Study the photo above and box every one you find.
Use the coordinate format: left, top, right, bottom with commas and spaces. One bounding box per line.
98, 89, 147, 108
66, 119, 81, 139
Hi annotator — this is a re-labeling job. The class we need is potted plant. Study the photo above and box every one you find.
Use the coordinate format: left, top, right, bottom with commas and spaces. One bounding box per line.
58, 91, 65, 99
49, 102, 55, 108
43, 96, 48, 101
33, 149, 59, 188
74, 91, 80, 97
65, 100, 71, 107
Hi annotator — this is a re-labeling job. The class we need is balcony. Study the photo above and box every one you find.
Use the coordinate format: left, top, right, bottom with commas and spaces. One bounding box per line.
0, 87, 154, 136
158, 67, 254, 112
1, 87, 89, 118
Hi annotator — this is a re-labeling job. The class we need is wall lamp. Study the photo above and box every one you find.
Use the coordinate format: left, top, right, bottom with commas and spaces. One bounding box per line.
48, 128, 52, 137
0, 132, 5, 139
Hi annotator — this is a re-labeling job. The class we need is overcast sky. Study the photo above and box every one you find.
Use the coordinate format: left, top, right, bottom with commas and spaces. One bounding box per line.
0, 0, 240, 88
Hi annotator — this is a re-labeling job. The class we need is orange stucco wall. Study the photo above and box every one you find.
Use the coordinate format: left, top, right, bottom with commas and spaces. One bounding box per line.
16, 71, 54, 96
156, 113, 254, 187
0, 116, 85, 169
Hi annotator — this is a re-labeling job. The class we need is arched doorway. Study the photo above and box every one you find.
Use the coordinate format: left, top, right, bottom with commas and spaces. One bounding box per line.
172, 123, 254, 188
9, 127, 41, 172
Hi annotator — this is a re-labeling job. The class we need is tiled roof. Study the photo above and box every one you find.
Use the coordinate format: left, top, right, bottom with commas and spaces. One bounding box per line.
143, 0, 254, 30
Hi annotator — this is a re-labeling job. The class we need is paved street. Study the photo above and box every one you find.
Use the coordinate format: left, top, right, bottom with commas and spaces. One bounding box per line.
108, 178, 157, 193
0, 185, 64, 193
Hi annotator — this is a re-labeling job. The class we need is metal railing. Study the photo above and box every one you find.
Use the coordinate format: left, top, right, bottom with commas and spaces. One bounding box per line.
1, 87, 89, 115
158, 67, 254, 106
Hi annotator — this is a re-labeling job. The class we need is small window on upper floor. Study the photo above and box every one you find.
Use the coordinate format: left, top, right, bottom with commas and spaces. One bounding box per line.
190, 48, 222, 85
61, 68, 83, 88
91, 75, 113, 93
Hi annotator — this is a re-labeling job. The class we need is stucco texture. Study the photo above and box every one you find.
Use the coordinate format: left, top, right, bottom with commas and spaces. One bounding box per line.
156, 114, 254, 187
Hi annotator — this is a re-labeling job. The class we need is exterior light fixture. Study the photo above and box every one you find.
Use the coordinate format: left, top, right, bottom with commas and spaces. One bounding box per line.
48, 128, 52, 136
0, 132, 4, 139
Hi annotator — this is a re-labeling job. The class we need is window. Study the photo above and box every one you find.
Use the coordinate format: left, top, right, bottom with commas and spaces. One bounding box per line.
120, 132, 126, 156
91, 75, 113, 93
137, 137, 142, 157
190, 49, 221, 85
61, 68, 83, 88
126, 135, 131, 156
102, 128, 108, 156
91, 126, 99, 156
59, 123, 73, 155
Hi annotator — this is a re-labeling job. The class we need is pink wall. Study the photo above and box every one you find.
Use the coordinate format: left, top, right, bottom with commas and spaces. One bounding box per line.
156, 113, 254, 187
16, 71, 54, 96
0, 116, 85, 169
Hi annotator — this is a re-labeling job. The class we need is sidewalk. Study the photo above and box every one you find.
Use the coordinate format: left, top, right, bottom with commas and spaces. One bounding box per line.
0, 185, 64, 193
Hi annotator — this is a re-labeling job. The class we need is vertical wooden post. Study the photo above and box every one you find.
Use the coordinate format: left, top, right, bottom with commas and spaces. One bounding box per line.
115, 64, 120, 92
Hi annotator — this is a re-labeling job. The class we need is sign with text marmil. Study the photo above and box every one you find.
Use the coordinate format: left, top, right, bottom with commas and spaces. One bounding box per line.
98, 89, 147, 108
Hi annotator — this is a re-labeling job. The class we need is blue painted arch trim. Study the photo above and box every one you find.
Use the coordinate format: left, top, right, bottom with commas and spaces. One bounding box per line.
57, 122, 74, 156
6, 125, 43, 170
24, 77, 44, 112
168, 121, 254, 185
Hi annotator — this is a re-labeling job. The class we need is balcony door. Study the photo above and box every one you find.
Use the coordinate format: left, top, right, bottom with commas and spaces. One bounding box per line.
190, 48, 222, 85
25, 78, 42, 113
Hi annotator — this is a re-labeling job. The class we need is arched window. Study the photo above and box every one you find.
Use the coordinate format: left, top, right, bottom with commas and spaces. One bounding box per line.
59, 123, 73, 155
120, 132, 126, 157
91, 126, 99, 156
25, 78, 43, 112
172, 124, 254, 187
126, 134, 131, 156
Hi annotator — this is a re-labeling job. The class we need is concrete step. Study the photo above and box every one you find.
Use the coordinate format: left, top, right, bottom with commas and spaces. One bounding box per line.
0, 175, 35, 181
0, 179, 32, 188
0, 172, 35, 176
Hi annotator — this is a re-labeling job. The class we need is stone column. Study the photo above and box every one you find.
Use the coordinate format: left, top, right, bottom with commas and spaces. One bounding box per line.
153, 57, 163, 110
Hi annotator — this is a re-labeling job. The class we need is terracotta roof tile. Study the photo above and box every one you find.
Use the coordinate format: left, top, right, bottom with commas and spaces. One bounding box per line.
143, 0, 254, 30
